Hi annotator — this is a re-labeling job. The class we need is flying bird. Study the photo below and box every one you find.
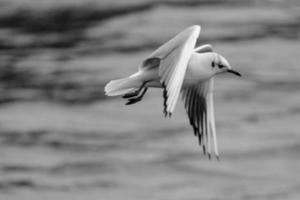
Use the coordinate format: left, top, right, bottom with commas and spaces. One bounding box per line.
104, 25, 241, 159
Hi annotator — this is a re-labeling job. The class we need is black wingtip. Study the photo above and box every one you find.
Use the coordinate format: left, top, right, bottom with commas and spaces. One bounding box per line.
193, 127, 197, 136
163, 111, 172, 118
164, 111, 167, 118
162, 82, 171, 118
202, 146, 206, 155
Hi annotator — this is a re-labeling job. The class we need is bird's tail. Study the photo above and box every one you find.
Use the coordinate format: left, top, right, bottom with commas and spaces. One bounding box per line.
104, 75, 139, 96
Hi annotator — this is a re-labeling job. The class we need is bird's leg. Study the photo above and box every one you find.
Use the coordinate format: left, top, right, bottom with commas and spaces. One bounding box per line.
122, 82, 147, 99
122, 90, 140, 99
125, 87, 148, 105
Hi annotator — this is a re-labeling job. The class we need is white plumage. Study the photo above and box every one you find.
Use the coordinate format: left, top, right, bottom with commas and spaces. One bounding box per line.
105, 25, 241, 159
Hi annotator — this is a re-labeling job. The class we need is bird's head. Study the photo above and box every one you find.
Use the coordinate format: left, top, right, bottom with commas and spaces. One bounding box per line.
212, 54, 241, 77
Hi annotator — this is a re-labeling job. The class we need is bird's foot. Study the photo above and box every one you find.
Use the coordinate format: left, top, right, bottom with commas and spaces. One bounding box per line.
123, 82, 147, 99
123, 91, 139, 99
125, 96, 143, 105
125, 87, 148, 105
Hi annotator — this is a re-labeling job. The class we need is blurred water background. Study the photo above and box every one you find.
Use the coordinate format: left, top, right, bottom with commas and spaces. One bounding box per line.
0, 0, 300, 199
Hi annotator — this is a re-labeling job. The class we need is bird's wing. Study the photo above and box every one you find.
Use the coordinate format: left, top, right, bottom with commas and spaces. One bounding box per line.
194, 44, 213, 53
141, 25, 200, 116
181, 78, 219, 159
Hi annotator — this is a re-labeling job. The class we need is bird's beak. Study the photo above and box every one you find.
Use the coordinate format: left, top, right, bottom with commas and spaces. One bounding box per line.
227, 69, 241, 77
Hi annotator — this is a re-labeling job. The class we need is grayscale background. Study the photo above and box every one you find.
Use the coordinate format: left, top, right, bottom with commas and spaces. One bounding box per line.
0, 0, 300, 199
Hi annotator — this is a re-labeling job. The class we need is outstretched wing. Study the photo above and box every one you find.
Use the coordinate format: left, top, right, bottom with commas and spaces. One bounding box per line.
181, 78, 219, 159
142, 25, 201, 116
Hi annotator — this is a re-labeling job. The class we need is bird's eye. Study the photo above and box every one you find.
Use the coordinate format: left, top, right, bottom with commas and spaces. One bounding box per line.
211, 61, 215, 67
218, 64, 225, 69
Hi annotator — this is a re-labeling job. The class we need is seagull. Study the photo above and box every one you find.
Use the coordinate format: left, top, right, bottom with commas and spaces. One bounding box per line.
104, 25, 241, 159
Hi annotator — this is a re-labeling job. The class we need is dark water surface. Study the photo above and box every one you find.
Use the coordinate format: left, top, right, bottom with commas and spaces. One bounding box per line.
0, 0, 300, 199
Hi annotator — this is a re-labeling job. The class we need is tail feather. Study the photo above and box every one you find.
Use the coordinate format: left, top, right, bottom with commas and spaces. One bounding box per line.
104, 77, 137, 96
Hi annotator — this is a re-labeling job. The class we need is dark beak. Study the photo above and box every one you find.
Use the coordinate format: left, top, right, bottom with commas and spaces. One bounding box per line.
227, 69, 242, 77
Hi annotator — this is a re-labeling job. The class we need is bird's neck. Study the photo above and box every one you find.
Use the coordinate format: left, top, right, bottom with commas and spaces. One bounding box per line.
185, 52, 215, 85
